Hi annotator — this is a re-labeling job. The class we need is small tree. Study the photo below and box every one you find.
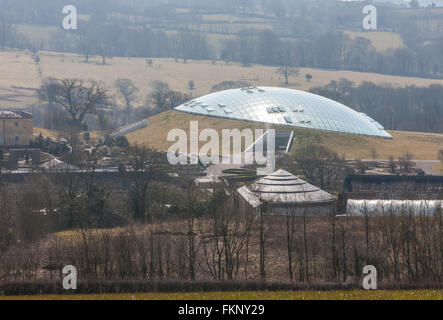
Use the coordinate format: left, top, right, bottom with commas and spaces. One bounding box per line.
388, 156, 396, 173
188, 80, 195, 92
276, 66, 299, 85
438, 149, 443, 164
115, 78, 139, 125
305, 73, 312, 82
399, 151, 413, 172
370, 148, 378, 163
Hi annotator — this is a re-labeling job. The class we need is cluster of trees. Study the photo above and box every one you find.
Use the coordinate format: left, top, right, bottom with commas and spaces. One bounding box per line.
0, 138, 441, 285
73, 24, 213, 65
36, 78, 190, 134
2, 0, 443, 79
310, 79, 443, 133
219, 30, 443, 79
1, 173, 441, 285
0, 20, 29, 49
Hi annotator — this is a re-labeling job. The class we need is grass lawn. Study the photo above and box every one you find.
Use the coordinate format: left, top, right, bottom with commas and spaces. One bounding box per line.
432, 162, 443, 173
125, 110, 443, 160
1, 290, 441, 300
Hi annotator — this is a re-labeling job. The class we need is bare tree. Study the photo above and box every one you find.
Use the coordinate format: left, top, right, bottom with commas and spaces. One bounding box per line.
284, 204, 297, 281
370, 148, 378, 163
399, 151, 414, 172
115, 78, 139, 124
294, 144, 346, 192
146, 81, 190, 114
188, 80, 195, 92
125, 145, 169, 222
437, 149, 443, 164
39, 78, 108, 130
388, 155, 396, 173
276, 66, 299, 85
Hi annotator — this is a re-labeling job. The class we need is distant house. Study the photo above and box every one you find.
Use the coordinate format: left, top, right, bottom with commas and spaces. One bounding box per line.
0, 110, 33, 147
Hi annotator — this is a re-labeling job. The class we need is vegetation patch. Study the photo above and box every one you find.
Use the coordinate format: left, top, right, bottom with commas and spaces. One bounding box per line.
1, 290, 441, 300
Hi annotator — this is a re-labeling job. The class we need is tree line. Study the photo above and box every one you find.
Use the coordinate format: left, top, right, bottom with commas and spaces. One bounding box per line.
0, 140, 441, 286
310, 79, 443, 133
0, 170, 441, 286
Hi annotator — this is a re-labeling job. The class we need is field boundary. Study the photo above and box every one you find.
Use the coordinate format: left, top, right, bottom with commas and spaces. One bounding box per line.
1, 280, 441, 296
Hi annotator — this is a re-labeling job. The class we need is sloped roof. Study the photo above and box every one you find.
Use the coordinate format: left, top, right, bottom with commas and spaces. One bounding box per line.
239, 169, 335, 206
238, 185, 261, 209
41, 158, 78, 171
0, 110, 32, 119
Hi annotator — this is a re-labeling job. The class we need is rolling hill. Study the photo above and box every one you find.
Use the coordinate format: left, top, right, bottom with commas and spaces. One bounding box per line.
125, 110, 443, 160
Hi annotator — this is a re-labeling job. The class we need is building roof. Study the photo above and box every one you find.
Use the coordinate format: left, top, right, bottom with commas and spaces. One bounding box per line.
175, 86, 391, 139
238, 169, 336, 207
0, 110, 32, 119
40, 158, 78, 171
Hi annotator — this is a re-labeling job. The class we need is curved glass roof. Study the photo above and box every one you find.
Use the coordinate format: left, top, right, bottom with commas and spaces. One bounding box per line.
175, 86, 392, 138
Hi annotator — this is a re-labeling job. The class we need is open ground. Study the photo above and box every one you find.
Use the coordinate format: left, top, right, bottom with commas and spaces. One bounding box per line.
125, 110, 443, 160
3, 49, 443, 110
1, 290, 441, 300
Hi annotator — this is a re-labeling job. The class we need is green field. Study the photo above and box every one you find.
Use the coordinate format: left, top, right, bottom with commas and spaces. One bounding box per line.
1, 290, 441, 300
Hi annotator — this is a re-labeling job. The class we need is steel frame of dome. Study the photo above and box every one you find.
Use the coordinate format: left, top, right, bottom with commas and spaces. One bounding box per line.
175, 86, 392, 139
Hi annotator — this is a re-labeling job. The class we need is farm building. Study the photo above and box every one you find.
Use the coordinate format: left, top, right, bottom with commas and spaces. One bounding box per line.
236, 169, 336, 216
0, 110, 33, 146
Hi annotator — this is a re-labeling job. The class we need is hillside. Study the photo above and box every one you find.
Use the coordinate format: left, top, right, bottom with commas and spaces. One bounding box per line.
3, 49, 443, 110
125, 110, 443, 160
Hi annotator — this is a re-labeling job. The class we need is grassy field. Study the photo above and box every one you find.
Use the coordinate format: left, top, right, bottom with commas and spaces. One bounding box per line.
1, 290, 441, 300
3, 49, 443, 110
433, 162, 443, 173
126, 110, 443, 160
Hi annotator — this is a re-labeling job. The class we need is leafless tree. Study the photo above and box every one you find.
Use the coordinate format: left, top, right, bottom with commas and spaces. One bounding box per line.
388, 156, 396, 173
39, 78, 108, 130
398, 151, 414, 172
437, 149, 443, 164
276, 66, 299, 85
115, 78, 139, 125
370, 148, 378, 163
124, 145, 169, 222
294, 144, 346, 192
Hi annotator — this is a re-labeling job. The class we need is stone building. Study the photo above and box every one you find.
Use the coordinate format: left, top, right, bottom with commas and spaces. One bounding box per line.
0, 110, 33, 146
237, 169, 336, 217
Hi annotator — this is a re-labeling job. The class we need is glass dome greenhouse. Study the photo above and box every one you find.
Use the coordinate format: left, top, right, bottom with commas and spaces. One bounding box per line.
174, 86, 392, 139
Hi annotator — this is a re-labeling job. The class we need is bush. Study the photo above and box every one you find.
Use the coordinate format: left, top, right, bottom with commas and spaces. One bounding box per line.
115, 135, 129, 147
